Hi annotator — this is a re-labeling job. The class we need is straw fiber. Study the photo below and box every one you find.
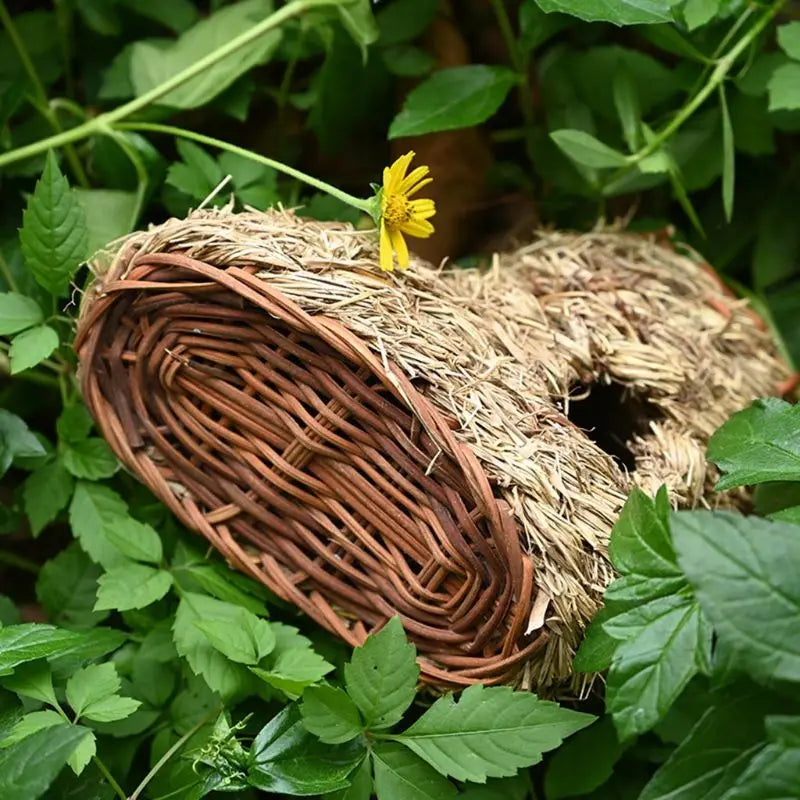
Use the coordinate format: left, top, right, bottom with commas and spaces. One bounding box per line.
75, 209, 788, 691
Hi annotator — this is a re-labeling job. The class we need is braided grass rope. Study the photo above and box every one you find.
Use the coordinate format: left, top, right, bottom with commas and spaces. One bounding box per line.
75, 209, 787, 691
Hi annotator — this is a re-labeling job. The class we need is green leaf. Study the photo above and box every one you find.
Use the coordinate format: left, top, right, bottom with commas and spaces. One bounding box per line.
37, 544, 107, 630
605, 595, 712, 741
768, 63, 800, 112
0, 293, 43, 335
550, 130, 630, 168
194, 612, 275, 665
19, 151, 88, 297
69, 482, 154, 568
248, 705, 366, 796
777, 22, 800, 60
389, 65, 517, 138
392, 684, 594, 782
0, 723, 87, 800
217, 152, 278, 209
173, 592, 256, 699
0, 709, 65, 748
0, 597, 20, 627
1, 660, 57, 706
129, 0, 281, 109
0, 12, 62, 88
95, 564, 173, 611
376, 0, 438, 46
673, 511, 800, 685
172, 559, 267, 616
573, 607, 620, 672
381, 46, 435, 77
639, 690, 782, 800
74, 189, 138, 255
119, 0, 199, 33
335, 0, 379, 54
166, 139, 223, 200
61, 438, 118, 481
718, 85, 735, 222
726, 716, 800, 800
545, 717, 625, 799
23, 457, 73, 536
301, 685, 364, 744
0, 624, 85, 674
707, 399, 800, 489
519, 2, 572, 54
343, 617, 418, 730
533, 0, 675, 26
66, 728, 95, 776
372, 742, 457, 800
47, 628, 125, 680
612, 69, 641, 151
65, 662, 140, 723
682, 0, 719, 30
0, 410, 46, 478
251, 646, 334, 699
326, 758, 372, 800
57, 404, 93, 445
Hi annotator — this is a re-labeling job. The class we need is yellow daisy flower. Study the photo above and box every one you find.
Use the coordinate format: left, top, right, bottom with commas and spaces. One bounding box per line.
379, 151, 436, 272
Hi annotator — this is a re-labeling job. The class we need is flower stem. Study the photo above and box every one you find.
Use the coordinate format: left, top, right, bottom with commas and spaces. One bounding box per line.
0, 550, 39, 574
114, 122, 372, 213
0, 0, 338, 171
92, 756, 127, 800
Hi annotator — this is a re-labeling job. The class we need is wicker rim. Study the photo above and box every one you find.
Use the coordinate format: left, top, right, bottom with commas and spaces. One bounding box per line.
76, 245, 549, 687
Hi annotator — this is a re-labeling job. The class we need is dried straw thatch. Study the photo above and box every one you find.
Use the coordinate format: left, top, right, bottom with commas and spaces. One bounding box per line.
75, 209, 788, 692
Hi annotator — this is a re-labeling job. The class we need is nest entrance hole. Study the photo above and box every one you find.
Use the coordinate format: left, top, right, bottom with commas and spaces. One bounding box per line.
566, 381, 664, 471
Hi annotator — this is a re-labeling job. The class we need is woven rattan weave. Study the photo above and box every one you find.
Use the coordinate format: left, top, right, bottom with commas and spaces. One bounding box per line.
75, 210, 788, 690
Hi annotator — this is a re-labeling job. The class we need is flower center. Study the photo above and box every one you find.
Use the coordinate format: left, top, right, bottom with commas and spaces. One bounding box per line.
384, 194, 412, 228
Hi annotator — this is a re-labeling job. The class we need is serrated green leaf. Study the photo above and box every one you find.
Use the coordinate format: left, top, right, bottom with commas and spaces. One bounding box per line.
0, 723, 87, 800
66, 728, 95, 776
47, 628, 125, 680
9, 324, 58, 374
56, 405, 93, 445
251, 646, 334, 699
103, 516, 161, 564
194, 612, 274, 665
375, 0, 438, 47
719, 85, 735, 222
81, 695, 141, 723
0, 410, 45, 478
173, 560, 267, 616
389, 65, 517, 138
95, 564, 172, 611
36, 544, 108, 630
69, 482, 144, 569
19, 151, 88, 297
707, 399, 800, 489
0, 709, 65, 748
639, 690, 782, 800
392, 684, 594, 782
344, 617, 418, 730
533, 0, 675, 26
372, 742, 457, 800
573, 607, 619, 671
326, 758, 372, 800
0, 624, 86, 674
248, 704, 366, 795
65, 662, 119, 719
725, 722, 800, 800
777, 22, 800, 60
0, 293, 43, 335
74, 189, 138, 255
550, 129, 630, 168
173, 592, 256, 699
1, 660, 57, 706
61, 438, 118, 481
606, 595, 712, 740
301, 685, 363, 744
673, 511, 800, 685
545, 716, 625, 799
129, 0, 281, 109
768, 63, 800, 112
23, 457, 73, 536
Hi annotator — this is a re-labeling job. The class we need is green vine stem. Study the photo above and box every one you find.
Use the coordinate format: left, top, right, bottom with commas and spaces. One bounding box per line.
0, 0, 339, 170
619, 0, 784, 175
0, 0, 89, 186
115, 122, 373, 213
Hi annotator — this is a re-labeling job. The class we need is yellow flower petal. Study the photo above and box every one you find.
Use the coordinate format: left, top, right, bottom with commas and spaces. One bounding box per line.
409, 198, 436, 219
390, 228, 409, 270
404, 176, 433, 197
385, 151, 414, 194
399, 219, 435, 238
398, 166, 430, 194
379, 220, 394, 272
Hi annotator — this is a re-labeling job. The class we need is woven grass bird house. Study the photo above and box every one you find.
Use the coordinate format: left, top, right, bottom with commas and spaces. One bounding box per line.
75, 209, 788, 692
